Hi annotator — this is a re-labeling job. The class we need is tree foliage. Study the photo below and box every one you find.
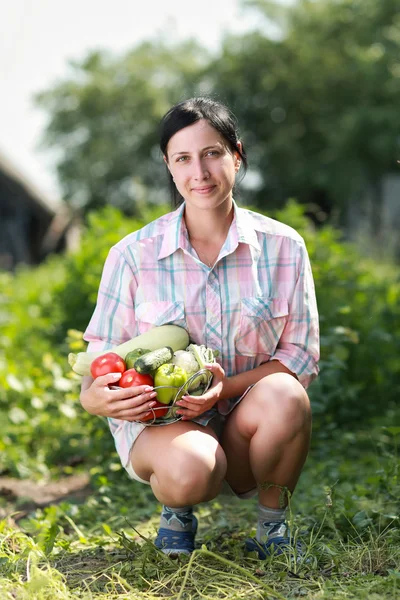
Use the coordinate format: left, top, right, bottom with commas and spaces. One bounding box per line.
212, 0, 400, 221
36, 41, 211, 214
36, 0, 400, 235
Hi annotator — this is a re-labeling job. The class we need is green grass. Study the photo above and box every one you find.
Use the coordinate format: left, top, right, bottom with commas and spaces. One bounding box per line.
1, 419, 399, 599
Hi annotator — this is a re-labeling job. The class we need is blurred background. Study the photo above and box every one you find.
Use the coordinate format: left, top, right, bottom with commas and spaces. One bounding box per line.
0, 2, 399, 589
2, 0, 400, 270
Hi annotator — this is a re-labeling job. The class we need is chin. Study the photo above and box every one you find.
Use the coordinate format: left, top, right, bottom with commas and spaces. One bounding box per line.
187, 194, 231, 211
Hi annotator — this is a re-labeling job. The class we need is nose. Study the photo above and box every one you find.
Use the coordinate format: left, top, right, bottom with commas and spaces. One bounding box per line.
193, 156, 210, 180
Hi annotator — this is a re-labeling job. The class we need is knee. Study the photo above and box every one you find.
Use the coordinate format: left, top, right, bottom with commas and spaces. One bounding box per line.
156, 445, 227, 505
252, 373, 311, 433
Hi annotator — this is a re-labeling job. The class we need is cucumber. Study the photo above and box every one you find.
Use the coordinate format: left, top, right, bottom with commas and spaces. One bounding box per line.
134, 346, 174, 374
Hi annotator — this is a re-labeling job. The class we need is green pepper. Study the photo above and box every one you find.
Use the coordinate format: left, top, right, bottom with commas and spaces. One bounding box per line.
154, 364, 187, 405
125, 348, 150, 370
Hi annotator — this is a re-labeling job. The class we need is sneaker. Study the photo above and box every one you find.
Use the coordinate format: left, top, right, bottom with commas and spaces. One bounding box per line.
154, 515, 198, 556
245, 534, 303, 560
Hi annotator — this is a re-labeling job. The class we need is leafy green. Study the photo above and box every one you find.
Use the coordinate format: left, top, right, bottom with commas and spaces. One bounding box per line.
185, 344, 218, 395
171, 350, 199, 375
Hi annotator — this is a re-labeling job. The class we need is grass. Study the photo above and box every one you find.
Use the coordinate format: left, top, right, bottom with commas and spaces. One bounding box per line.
0, 420, 399, 599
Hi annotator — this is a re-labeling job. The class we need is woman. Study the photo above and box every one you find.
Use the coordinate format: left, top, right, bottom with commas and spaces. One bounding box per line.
80, 97, 320, 559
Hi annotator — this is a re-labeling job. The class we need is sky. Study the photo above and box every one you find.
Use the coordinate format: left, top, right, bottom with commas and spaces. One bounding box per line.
0, 0, 270, 203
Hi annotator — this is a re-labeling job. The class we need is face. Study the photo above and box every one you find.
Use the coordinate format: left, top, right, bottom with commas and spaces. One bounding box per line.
164, 119, 241, 211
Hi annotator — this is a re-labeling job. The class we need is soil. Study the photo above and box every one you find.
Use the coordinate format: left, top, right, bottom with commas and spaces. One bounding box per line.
0, 473, 91, 523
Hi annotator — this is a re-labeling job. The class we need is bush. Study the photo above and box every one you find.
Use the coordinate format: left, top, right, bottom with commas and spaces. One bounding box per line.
275, 201, 400, 429
0, 206, 148, 478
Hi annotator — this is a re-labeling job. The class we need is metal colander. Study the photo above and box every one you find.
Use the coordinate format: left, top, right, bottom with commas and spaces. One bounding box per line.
139, 368, 213, 426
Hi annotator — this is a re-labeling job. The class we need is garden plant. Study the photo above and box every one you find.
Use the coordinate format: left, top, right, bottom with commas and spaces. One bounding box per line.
0, 202, 399, 599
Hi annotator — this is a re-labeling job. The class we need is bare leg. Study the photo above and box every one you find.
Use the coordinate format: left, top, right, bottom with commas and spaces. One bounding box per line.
130, 421, 227, 507
221, 372, 312, 508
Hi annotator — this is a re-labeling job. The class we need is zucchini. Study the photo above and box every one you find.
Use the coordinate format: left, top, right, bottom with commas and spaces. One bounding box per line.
68, 325, 189, 376
134, 346, 174, 374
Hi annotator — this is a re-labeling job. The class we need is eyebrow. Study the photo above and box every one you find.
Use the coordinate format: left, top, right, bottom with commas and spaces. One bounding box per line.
170, 143, 223, 158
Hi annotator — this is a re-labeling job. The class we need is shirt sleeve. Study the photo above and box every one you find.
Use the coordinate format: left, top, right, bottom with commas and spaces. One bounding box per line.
270, 239, 320, 389
83, 246, 138, 352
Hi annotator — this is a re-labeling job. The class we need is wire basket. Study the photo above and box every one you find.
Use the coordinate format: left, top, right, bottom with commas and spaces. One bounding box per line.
140, 368, 214, 426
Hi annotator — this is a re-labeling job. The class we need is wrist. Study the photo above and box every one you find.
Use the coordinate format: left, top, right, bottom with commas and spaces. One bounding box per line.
219, 376, 234, 402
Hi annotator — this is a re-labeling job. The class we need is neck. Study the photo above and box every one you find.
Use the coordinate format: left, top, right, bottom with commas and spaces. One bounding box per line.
184, 199, 234, 243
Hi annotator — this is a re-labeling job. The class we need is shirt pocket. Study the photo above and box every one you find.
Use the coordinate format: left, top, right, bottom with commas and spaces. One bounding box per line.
235, 297, 289, 357
135, 300, 187, 334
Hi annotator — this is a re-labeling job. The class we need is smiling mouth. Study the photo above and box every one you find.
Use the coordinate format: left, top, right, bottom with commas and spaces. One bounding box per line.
192, 185, 215, 193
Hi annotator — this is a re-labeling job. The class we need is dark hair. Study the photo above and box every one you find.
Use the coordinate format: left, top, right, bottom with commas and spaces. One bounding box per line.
159, 97, 248, 208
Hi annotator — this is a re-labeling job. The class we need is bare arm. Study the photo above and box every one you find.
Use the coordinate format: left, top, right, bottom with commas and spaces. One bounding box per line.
175, 359, 297, 420
219, 359, 297, 402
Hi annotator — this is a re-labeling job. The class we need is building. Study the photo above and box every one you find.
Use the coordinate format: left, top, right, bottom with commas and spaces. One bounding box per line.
0, 150, 79, 270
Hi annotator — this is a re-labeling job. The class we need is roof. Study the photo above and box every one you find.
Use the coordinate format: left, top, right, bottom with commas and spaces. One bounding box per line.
0, 147, 64, 215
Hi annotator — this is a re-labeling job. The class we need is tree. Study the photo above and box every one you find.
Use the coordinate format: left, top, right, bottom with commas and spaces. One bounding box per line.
211, 0, 400, 233
36, 0, 400, 241
36, 40, 211, 215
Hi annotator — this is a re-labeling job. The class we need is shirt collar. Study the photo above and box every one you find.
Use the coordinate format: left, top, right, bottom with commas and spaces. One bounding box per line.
158, 200, 260, 260
158, 203, 186, 260
233, 201, 261, 251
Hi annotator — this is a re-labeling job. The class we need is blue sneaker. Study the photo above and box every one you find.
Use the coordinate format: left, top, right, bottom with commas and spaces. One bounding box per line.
245, 534, 303, 560
155, 515, 198, 556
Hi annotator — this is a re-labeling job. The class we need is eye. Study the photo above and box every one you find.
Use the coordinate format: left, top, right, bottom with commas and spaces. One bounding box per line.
176, 155, 189, 163
206, 150, 219, 157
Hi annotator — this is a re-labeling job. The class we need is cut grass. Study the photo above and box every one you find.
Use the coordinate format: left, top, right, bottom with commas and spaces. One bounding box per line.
0, 424, 399, 599
1, 516, 399, 599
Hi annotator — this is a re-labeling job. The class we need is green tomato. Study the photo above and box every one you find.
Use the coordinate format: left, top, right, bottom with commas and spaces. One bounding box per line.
154, 364, 187, 405
125, 348, 150, 370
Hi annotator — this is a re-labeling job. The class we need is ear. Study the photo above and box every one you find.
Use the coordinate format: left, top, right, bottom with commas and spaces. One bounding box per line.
164, 154, 173, 176
164, 154, 176, 183
234, 141, 242, 172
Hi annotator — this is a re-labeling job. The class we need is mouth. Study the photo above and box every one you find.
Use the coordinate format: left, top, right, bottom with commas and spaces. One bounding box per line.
191, 185, 216, 194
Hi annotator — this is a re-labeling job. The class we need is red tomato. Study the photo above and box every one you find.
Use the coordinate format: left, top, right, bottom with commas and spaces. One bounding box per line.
90, 352, 126, 378
118, 368, 154, 388
141, 400, 169, 421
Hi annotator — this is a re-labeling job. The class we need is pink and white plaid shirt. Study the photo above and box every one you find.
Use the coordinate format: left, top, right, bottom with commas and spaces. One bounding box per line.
84, 201, 320, 469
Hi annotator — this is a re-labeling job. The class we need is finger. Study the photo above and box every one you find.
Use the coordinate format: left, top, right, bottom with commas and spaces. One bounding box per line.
95, 372, 124, 387
116, 410, 155, 422
113, 401, 158, 418
204, 362, 224, 375
110, 392, 158, 413
118, 406, 162, 422
109, 385, 155, 400
177, 394, 210, 406
175, 402, 204, 415
178, 409, 199, 420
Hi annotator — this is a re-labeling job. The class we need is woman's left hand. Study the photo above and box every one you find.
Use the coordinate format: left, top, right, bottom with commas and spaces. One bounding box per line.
175, 362, 225, 420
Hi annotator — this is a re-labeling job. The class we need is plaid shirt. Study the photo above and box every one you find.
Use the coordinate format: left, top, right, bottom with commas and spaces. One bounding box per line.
84, 201, 320, 468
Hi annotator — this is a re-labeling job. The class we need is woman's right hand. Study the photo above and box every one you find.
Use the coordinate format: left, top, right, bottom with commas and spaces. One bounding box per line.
79, 373, 158, 422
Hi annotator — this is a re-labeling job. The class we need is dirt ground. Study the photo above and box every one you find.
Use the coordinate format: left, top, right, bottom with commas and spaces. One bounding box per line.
0, 473, 92, 523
